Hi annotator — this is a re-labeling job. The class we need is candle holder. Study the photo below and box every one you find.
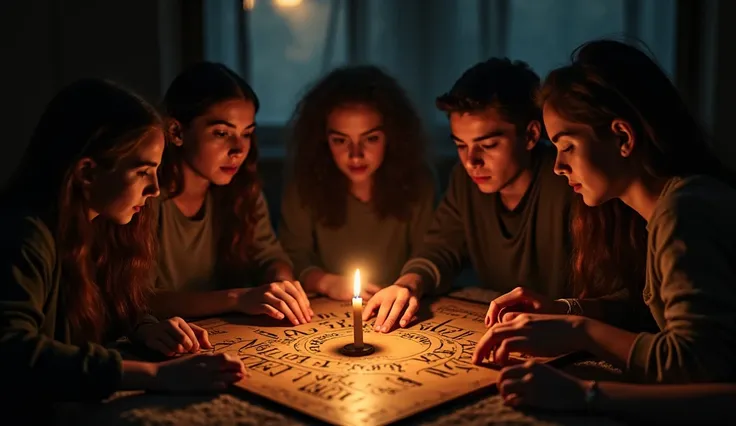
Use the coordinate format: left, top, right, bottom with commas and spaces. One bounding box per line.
340, 342, 375, 357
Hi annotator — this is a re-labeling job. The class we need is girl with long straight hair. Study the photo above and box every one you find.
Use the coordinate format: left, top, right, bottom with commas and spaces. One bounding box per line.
0, 79, 245, 417
475, 38, 736, 386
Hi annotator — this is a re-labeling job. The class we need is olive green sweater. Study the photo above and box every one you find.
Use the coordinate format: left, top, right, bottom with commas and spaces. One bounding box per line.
153, 191, 292, 292
0, 212, 123, 403
402, 144, 574, 296
627, 175, 736, 383
278, 176, 436, 287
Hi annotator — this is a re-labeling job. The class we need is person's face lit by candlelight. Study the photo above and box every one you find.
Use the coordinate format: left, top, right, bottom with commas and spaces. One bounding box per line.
327, 104, 386, 199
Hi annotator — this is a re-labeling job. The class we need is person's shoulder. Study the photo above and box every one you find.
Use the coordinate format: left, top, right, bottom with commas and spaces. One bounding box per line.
668, 174, 735, 200
0, 209, 57, 263
151, 193, 182, 228
432, 161, 472, 205
650, 175, 736, 233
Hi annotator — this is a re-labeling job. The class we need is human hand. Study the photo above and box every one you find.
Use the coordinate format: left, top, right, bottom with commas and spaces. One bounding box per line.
152, 353, 248, 392
317, 273, 381, 301
498, 360, 588, 411
239, 281, 313, 325
134, 317, 213, 356
473, 313, 588, 365
485, 287, 567, 327
362, 274, 423, 333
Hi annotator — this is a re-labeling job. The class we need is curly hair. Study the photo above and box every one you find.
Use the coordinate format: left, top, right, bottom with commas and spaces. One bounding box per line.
540, 39, 736, 298
4, 78, 161, 344
436, 57, 543, 135
160, 62, 262, 276
288, 65, 429, 228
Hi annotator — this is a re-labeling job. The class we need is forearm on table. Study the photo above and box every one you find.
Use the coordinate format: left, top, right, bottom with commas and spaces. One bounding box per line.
594, 382, 736, 425
120, 360, 158, 391
580, 318, 638, 367
0, 334, 123, 401
149, 289, 243, 319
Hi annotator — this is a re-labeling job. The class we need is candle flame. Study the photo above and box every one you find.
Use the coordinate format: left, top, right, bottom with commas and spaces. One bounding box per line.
354, 269, 361, 298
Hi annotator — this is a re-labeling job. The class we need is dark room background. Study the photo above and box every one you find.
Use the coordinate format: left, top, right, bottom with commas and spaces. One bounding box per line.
2, 0, 734, 216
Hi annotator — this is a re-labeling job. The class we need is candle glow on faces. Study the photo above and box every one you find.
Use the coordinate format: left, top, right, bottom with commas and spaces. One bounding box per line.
352, 269, 364, 348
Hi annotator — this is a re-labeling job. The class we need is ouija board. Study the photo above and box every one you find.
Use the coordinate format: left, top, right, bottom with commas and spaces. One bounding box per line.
195, 296, 561, 426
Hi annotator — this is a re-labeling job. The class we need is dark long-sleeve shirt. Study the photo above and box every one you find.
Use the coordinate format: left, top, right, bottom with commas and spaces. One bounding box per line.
402, 144, 574, 297
628, 175, 736, 383
0, 213, 123, 404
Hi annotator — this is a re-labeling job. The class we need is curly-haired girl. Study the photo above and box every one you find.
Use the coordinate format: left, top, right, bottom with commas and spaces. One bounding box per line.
279, 65, 436, 301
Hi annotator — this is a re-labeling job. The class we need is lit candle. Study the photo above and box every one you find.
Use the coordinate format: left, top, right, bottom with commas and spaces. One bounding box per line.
352, 269, 364, 349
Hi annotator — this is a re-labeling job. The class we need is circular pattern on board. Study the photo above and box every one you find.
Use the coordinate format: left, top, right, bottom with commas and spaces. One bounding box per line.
292, 328, 455, 363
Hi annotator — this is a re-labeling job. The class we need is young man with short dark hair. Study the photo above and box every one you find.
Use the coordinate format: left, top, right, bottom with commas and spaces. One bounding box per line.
364, 58, 575, 331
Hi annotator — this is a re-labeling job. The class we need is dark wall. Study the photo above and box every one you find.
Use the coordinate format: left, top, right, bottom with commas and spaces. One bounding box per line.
2, 1, 57, 185
2, 0, 735, 199
709, 1, 736, 167
0, 0, 180, 185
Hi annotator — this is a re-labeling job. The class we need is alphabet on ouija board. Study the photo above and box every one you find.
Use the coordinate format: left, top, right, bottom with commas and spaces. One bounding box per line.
196, 297, 555, 426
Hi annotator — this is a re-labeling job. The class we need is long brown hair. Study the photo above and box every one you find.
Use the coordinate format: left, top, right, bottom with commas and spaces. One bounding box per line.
540, 39, 734, 298
4, 78, 161, 343
287, 65, 429, 227
160, 62, 261, 276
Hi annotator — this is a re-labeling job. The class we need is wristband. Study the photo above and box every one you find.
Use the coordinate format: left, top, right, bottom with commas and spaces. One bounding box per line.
556, 298, 584, 315
557, 298, 573, 314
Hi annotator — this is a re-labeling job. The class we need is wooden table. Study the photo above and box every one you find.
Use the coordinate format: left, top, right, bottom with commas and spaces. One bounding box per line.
56, 288, 626, 426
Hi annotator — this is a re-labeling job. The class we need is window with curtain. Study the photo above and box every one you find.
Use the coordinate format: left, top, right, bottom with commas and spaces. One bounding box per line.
205, 0, 677, 155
